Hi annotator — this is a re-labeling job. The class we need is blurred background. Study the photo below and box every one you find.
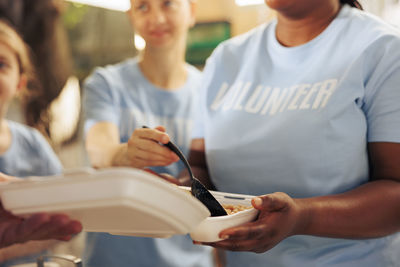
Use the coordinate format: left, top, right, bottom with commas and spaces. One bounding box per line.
2, 0, 400, 262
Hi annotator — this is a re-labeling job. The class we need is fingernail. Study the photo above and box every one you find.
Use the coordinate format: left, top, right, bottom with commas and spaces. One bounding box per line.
221, 235, 229, 239
253, 197, 262, 206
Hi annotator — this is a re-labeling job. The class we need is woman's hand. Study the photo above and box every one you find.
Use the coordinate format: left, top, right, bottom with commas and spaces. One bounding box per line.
119, 126, 179, 169
192, 143, 400, 253
196, 192, 305, 253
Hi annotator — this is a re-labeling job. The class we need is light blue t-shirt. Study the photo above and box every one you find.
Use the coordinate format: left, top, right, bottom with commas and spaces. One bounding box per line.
0, 120, 62, 267
0, 120, 62, 177
194, 5, 400, 267
83, 58, 213, 267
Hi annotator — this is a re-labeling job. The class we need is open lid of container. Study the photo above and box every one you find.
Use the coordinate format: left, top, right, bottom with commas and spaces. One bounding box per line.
0, 168, 211, 238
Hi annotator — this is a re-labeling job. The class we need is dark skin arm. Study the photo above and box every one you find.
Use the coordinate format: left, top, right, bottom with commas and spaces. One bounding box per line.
190, 141, 400, 253
178, 138, 215, 189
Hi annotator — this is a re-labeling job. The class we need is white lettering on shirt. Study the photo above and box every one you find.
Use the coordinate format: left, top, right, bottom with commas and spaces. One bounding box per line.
210, 79, 338, 116
244, 86, 271, 113
223, 82, 243, 111
210, 83, 229, 111
261, 87, 288, 115
287, 84, 311, 110
299, 82, 320, 109
312, 79, 338, 109
233, 82, 252, 111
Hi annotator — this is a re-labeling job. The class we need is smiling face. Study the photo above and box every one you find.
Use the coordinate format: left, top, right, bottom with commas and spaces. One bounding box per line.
128, 0, 196, 49
0, 20, 31, 119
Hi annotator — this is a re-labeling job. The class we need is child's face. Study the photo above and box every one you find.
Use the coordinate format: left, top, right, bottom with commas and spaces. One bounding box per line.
0, 41, 23, 114
128, 0, 195, 49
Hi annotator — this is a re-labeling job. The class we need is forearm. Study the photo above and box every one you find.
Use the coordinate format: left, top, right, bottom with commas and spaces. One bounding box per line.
177, 165, 213, 188
86, 124, 178, 169
85, 122, 129, 168
294, 179, 400, 239
86, 140, 127, 168
179, 143, 216, 189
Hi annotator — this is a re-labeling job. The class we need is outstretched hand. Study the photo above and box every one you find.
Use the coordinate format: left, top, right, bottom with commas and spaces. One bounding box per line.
195, 192, 304, 253
124, 126, 179, 169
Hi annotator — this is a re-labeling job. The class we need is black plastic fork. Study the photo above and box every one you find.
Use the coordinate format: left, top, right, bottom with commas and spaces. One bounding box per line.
143, 126, 227, 217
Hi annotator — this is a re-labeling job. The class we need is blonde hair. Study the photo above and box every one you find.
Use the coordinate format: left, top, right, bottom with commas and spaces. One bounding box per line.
0, 19, 33, 78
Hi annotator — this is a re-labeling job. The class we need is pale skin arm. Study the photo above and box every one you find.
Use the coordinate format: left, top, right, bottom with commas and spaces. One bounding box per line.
190, 140, 400, 253
85, 122, 179, 168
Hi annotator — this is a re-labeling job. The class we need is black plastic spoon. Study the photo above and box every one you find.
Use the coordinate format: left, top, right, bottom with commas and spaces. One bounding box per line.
143, 126, 227, 217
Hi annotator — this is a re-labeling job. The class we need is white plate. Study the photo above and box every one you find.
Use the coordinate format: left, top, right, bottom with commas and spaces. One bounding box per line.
0, 168, 259, 240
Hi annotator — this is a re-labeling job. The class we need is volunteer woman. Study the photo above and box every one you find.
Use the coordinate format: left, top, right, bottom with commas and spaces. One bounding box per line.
185, 0, 400, 266
83, 0, 214, 266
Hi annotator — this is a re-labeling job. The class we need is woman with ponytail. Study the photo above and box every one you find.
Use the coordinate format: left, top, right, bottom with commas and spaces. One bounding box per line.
169, 0, 400, 266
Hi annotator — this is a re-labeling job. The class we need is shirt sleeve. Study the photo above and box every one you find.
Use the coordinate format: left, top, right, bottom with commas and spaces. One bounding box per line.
83, 68, 121, 136
362, 36, 400, 143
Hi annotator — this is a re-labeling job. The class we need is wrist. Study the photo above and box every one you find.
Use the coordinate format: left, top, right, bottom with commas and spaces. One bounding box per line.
291, 198, 314, 236
111, 143, 131, 167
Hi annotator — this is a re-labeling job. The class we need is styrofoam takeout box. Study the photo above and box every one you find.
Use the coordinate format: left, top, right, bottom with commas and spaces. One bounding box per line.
189, 190, 259, 242
0, 168, 258, 241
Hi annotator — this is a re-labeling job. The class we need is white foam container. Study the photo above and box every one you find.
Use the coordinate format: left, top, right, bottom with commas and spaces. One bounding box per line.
189, 191, 259, 242
0, 168, 258, 241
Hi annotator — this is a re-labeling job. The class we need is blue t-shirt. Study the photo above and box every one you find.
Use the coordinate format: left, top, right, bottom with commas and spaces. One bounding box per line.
83, 58, 213, 267
0, 121, 62, 177
0, 120, 62, 267
194, 5, 400, 267
84, 58, 201, 177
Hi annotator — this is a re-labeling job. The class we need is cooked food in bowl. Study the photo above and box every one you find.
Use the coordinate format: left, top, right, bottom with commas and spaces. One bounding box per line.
223, 204, 252, 215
